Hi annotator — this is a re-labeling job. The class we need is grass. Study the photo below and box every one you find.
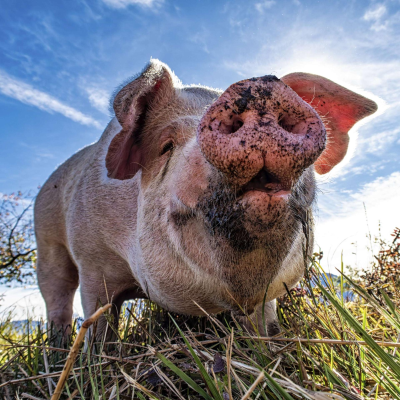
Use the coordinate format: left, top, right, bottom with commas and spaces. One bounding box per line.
0, 228, 399, 399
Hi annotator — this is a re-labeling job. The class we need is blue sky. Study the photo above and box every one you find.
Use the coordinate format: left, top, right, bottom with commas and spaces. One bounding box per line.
0, 0, 400, 311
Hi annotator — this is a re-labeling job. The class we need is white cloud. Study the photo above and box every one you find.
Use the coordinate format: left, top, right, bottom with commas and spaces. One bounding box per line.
0, 70, 101, 128
316, 171, 400, 272
341, 160, 386, 177
255, 1, 276, 13
362, 4, 390, 31
359, 127, 400, 154
224, 53, 400, 104
102, 0, 161, 9
86, 87, 110, 115
363, 4, 387, 22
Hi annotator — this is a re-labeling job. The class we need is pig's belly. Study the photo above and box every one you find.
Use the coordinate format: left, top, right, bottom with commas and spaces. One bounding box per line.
153, 293, 227, 316
141, 272, 265, 317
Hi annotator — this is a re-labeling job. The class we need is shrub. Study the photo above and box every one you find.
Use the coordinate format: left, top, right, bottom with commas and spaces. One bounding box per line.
0, 192, 36, 284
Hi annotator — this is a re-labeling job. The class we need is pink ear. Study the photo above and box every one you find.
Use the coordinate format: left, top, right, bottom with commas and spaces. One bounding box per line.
281, 73, 377, 174
106, 60, 175, 180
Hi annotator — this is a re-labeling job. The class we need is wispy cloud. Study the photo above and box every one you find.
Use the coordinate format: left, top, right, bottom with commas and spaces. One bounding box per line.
359, 127, 400, 154
101, 0, 161, 9
18, 141, 56, 161
363, 4, 386, 21
0, 70, 101, 128
336, 160, 388, 180
255, 1, 276, 13
85, 87, 110, 115
362, 3, 391, 32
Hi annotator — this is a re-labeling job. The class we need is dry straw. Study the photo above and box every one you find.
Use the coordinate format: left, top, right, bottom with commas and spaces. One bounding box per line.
50, 303, 111, 400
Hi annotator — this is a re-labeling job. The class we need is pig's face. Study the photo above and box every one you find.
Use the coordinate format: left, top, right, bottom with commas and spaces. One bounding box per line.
106, 60, 377, 314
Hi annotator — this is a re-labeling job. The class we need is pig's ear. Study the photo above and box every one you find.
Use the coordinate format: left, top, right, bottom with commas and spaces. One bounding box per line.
106, 59, 176, 180
281, 73, 377, 174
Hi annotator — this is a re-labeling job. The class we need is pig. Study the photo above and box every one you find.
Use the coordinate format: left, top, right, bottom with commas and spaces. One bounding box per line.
34, 59, 377, 338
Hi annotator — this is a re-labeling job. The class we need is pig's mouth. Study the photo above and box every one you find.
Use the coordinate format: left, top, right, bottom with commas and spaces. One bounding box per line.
238, 168, 292, 198
192, 168, 298, 253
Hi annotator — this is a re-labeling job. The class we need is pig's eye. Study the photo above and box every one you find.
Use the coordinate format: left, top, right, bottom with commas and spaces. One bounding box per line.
160, 141, 174, 156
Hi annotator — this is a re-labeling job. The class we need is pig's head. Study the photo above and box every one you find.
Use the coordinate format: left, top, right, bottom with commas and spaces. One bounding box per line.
106, 60, 377, 315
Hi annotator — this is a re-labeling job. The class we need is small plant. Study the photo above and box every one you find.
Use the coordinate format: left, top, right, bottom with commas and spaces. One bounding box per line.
359, 227, 400, 302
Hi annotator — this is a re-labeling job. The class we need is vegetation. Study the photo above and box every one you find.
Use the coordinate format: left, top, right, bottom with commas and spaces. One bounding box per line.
0, 193, 399, 399
0, 192, 36, 284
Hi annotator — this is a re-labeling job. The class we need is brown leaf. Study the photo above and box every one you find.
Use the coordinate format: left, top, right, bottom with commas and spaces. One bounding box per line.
213, 352, 225, 373
146, 369, 162, 386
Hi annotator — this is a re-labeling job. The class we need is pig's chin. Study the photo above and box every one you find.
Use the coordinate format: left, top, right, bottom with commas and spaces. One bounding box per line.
236, 190, 293, 239
237, 189, 292, 226
239, 189, 290, 207
196, 182, 295, 252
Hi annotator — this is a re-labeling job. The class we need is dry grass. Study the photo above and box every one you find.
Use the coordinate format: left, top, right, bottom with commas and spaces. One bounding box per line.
0, 228, 399, 399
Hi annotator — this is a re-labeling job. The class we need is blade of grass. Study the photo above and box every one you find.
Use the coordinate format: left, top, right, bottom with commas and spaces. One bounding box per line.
342, 274, 400, 331
316, 281, 400, 381
241, 370, 265, 400
156, 351, 213, 400
380, 289, 400, 324
262, 370, 296, 400
170, 315, 223, 400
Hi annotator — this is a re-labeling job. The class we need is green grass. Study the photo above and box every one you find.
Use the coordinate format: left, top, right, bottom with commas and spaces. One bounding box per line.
0, 228, 399, 399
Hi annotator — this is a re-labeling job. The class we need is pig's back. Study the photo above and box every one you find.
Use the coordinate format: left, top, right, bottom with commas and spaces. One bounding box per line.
34, 142, 97, 247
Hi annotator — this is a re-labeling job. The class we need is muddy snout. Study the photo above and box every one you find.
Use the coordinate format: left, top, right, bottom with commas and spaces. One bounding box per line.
197, 76, 326, 192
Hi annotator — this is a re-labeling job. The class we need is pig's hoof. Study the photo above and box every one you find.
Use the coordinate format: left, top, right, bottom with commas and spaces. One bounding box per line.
47, 326, 73, 349
267, 320, 281, 337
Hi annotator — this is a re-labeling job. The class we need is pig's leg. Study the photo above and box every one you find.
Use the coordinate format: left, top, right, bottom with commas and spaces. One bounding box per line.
79, 277, 144, 343
238, 299, 280, 337
79, 278, 115, 343
37, 241, 79, 338
262, 299, 280, 336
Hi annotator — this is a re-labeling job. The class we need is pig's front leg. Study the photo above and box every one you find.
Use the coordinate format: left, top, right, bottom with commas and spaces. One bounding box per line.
79, 273, 146, 345
237, 299, 280, 337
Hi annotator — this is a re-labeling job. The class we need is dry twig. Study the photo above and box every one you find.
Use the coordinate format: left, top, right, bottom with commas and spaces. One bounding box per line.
51, 304, 111, 400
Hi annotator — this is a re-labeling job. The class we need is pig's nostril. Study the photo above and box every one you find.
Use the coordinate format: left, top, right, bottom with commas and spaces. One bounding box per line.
219, 118, 244, 135
278, 114, 293, 133
231, 118, 244, 133
278, 113, 301, 134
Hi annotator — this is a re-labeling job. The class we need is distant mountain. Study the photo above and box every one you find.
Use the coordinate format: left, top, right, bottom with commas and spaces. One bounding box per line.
307, 273, 356, 301
2, 320, 44, 334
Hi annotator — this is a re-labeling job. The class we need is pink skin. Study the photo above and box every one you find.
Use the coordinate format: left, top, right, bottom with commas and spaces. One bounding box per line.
35, 60, 378, 340
196, 76, 326, 227
153, 76, 326, 316
198, 77, 326, 187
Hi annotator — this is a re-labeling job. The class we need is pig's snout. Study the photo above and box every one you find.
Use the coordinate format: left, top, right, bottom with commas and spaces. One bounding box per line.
197, 76, 326, 191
